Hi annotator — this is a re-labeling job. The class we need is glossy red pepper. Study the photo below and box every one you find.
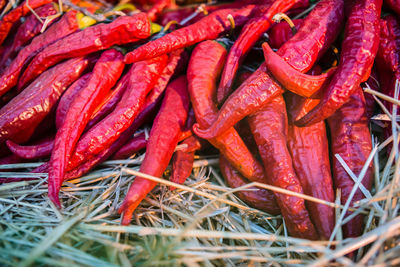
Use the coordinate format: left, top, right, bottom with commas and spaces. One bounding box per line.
118, 76, 190, 225
328, 86, 373, 239
0, 57, 89, 146
295, 0, 382, 127
0, 10, 80, 98
0, 0, 53, 46
217, 0, 300, 103
219, 155, 280, 215
19, 12, 153, 88
48, 49, 124, 207
124, 6, 255, 64
6, 136, 54, 159
188, 40, 267, 183
247, 95, 318, 240
268, 18, 303, 49
193, 0, 344, 140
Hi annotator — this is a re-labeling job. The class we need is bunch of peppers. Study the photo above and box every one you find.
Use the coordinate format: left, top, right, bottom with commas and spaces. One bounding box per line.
0, 0, 398, 245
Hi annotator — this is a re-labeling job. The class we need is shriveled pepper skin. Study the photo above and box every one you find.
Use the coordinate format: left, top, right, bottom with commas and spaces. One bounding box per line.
193, 0, 344, 140
6, 136, 54, 159
286, 92, 335, 240
170, 146, 195, 189
48, 49, 124, 207
217, 0, 300, 103
188, 40, 266, 183
0, 10, 80, 98
124, 6, 255, 64
219, 156, 280, 215
19, 12, 152, 88
295, 0, 382, 127
118, 76, 190, 225
0, 0, 53, 46
247, 95, 318, 240
0, 57, 89, 146
328, 87, 373, 239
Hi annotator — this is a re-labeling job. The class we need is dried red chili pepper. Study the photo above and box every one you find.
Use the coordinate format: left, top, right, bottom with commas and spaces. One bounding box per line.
170, 147, 195, 190
363, 67, 379, 119
111, 132, 147, 160
0, 10, 80, 98
0, 0, 53, 46
188, 40, 266, 183
219, 155, 280, 214
6, 136, 54, 159
384, 0, 400, 15
295, 0, 382, 127
124, 6, 255, 64
48, 49, 124, 207
328, 86, 373, 239
147, 0, 175, 22
247, 95, 318, 240
0, 57, 89, 146
19, 12, 153, 88
268, 18, 303, 49
285, 92, 335, 240
193, 0, 344, 140
118, 76, 190, 225
217, 0, 300, 103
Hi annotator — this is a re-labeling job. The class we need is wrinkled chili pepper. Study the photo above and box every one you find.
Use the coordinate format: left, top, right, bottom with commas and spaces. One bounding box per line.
268, 18, 303, 49
0, 57, 89, 146
247, 95, 318, 240
217, 0, 300, 103
0, 0, 53, 46
118, 76, 190, 225
0, 10, 81, 98
188, 40, 267, 183
170, 145, 195, 190
19, 12, 154, 88
6, 136, 54, 159
328, 86, 373, 239
219, 155, 280, 214
295, 0, 382, 127
124, 6, 255, 64
193, 0, 344, 140
384, 0, 400, 15
285, 92, 335, 240
48, 49, 124, 207
111, 132, 147, 159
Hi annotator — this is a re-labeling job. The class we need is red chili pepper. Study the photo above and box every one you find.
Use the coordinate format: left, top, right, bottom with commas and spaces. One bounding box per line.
147, 0, 175, 22
295, 0, 382, 127
188, 40, 267, 183
124, 6, 255, 64
328, 86, 373, 239
384, 0, 400, 15
262, 42, 336, 98
0, 0, 53, 46
268, 18, 303, 49
0, 10, 80, 98
56, 73, 92, 129
118, 76, 190, 225
285, 92, 335, 240
364, 67, 379, 119
6, 136, 54, 159
48, 49, 124, 207
0, 57, 90, 146
170, 147, 195, 190
19, 12, 153, 88
111, 132, 147, 160
217, 0, 300, 103
247, 95, 318, 240
219, 155, 280, 215
193, 0, 344, 140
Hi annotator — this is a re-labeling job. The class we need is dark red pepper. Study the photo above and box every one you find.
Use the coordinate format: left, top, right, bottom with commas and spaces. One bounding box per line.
6, 136, 54, 159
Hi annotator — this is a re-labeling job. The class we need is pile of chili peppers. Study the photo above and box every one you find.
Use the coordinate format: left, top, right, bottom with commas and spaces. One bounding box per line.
0, 0, 398, 244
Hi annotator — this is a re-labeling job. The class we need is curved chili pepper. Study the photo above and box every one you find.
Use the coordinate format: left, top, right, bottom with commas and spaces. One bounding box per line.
0, 10, 80, 98
68, 55, 168, 170
188, 40, 266, 183
262, 42, 336, 98
111, 132, 147, 160
193, 0, 344, 140
0, 57, 89, 146
0, 0, 53, 46
247, 95, 318, 240
124, 6, 255, 64
56, 73, 92, 129
147, 0, 175, 22
268, 18, 303, 49
328, 86, 373, 239
118, 76, 190, 225
19, 12, 153, 88
219, 155, 280, 214
6, 136, 54, 159
217, 0, 300, 103
285, 92, 335, 240
48, 49, 124, 207
295, 0, 382, 127
384, 0, 400, 15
